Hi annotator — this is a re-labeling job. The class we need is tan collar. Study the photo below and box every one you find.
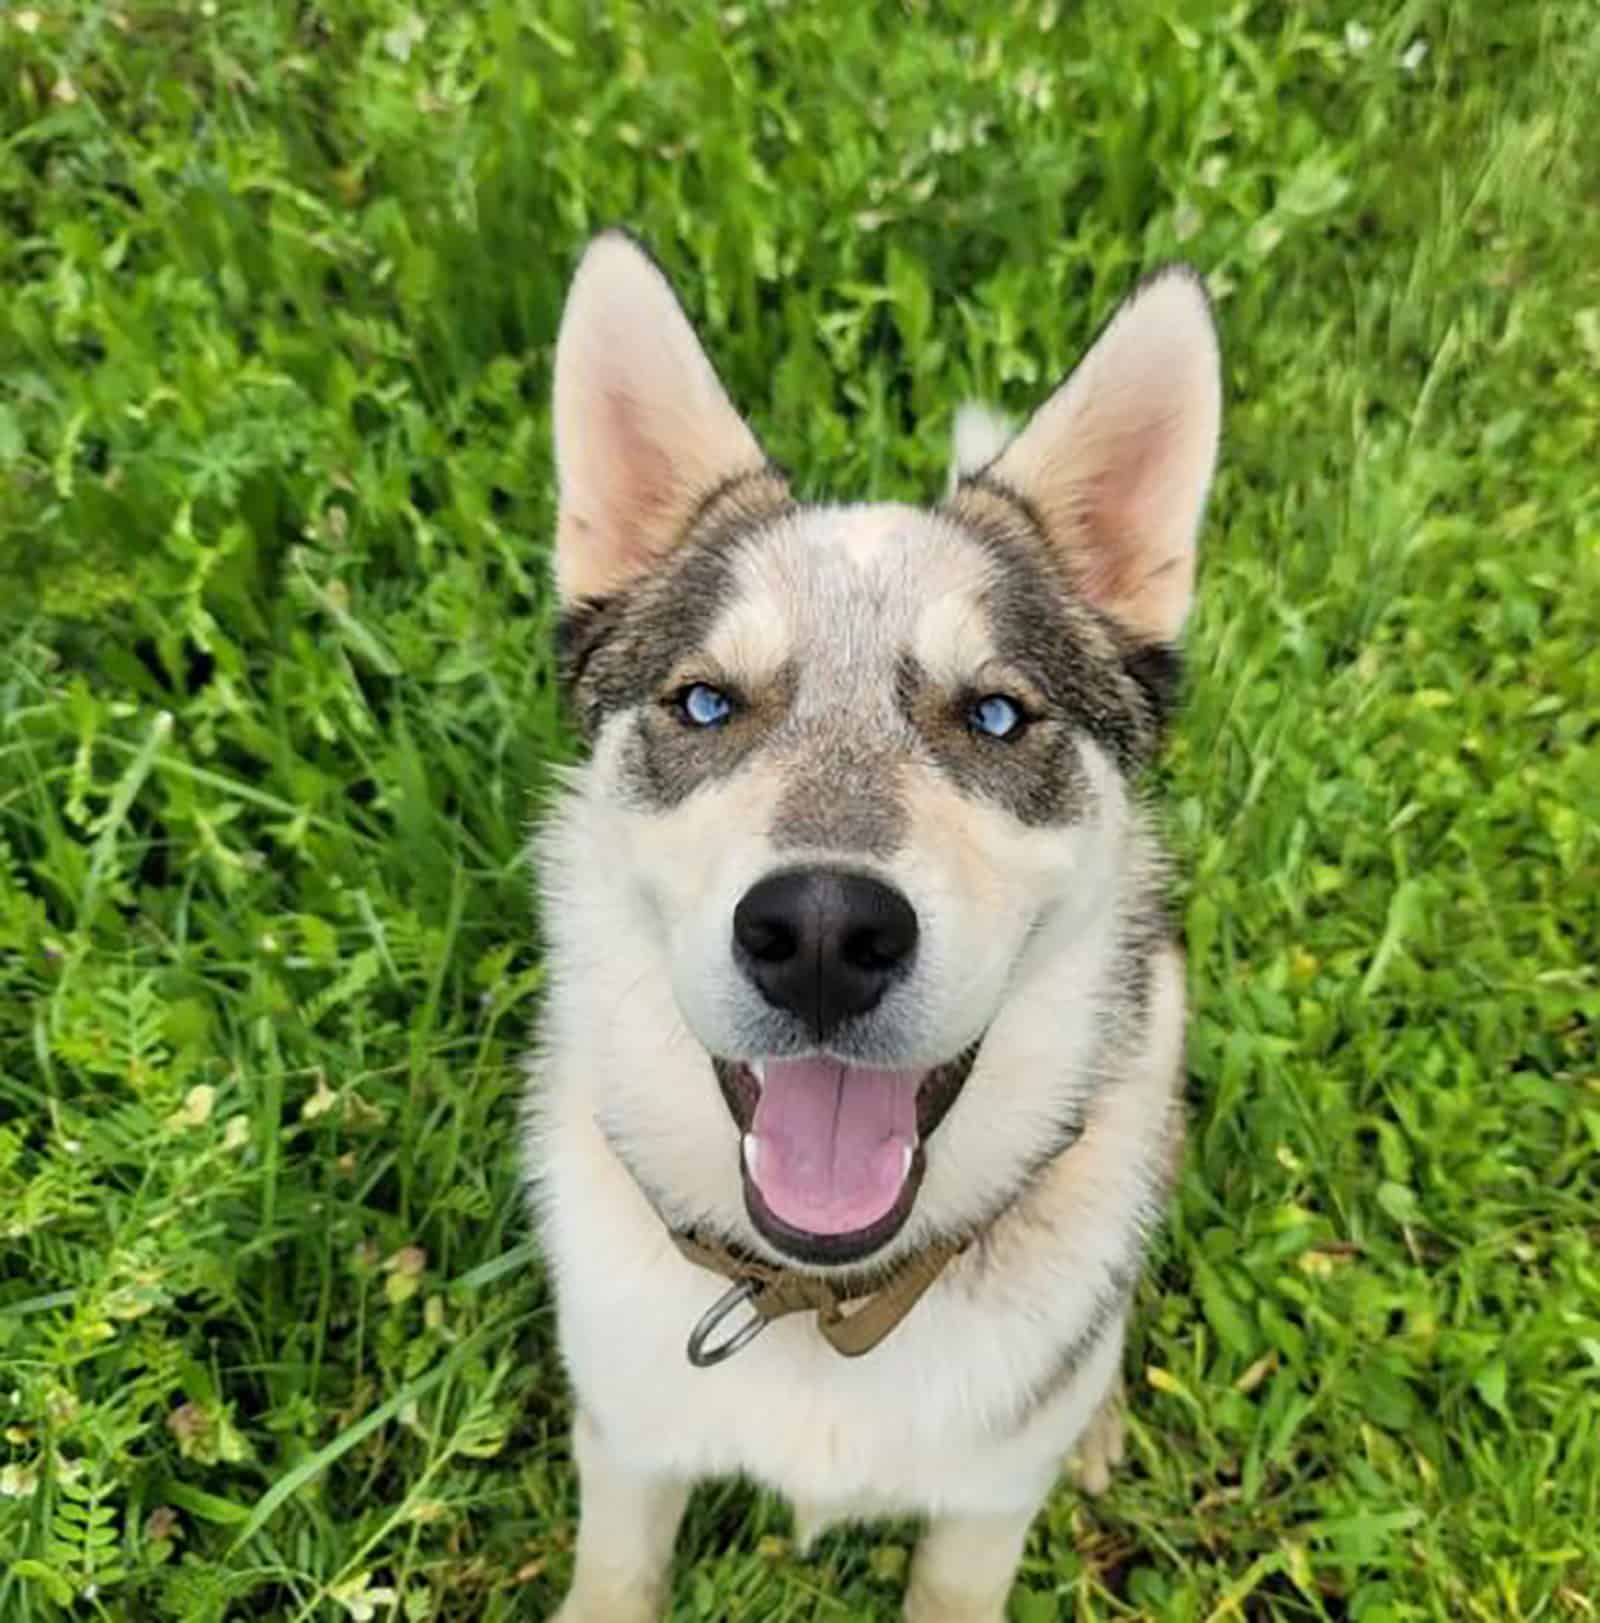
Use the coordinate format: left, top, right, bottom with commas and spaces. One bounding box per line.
672, 1226, 971, 1365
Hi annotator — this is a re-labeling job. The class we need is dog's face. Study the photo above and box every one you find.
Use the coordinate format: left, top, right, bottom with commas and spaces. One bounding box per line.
545, 234, 1219, 1267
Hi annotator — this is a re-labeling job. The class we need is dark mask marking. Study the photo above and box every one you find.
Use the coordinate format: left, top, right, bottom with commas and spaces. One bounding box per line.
769, 728, 909, 858
621, 660, 798, 811
556, 467, 792, 752
896, 650, 1091, 827
1123, 643, 1184, 733
556, 594, 629, 698
942, 477, 1183, 769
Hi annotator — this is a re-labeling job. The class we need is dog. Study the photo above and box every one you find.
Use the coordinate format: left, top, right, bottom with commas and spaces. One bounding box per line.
526, 231, 1221, 1622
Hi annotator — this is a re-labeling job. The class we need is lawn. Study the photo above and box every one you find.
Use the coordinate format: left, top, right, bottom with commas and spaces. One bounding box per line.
2, 1, 1598, 1618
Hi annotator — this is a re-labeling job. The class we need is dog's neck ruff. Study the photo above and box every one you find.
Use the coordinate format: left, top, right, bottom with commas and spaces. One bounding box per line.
672, 1226, 972, 1366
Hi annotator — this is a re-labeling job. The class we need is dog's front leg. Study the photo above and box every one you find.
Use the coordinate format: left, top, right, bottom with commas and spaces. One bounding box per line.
902, 1507, 1035, 1623
553, 1409, 688, 1623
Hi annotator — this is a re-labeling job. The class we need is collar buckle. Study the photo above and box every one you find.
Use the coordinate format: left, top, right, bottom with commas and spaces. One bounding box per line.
686, 1279, 768, 1367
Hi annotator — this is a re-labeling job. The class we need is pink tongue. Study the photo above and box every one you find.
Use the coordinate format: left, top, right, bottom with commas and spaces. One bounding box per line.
749, 1059, 922, 1236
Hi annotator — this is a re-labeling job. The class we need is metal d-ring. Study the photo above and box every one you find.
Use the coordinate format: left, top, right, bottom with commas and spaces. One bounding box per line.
686, 1279, 768, 1368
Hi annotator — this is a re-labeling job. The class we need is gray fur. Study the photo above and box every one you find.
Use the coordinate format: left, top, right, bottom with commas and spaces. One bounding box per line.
769, 729, 908, 856
942, 476, 1175, 776
894, 651, 1092, 827
557, 472, 793, 803
617, 660, 798, 811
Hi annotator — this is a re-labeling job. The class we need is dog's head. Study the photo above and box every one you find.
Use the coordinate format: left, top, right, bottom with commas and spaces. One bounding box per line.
542, 233, 1219, 1267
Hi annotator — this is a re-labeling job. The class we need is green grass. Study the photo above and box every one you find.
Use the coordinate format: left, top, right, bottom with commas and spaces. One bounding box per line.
2, 1, 1598, 1618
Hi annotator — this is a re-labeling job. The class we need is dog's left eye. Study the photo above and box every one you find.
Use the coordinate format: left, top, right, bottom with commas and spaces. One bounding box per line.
968, 694, 1025, 740
676, 682, 734, 728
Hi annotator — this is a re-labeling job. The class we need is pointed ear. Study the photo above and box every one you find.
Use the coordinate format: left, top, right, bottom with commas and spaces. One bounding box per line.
978, 269, 1221, 644
552, 232, 779, 602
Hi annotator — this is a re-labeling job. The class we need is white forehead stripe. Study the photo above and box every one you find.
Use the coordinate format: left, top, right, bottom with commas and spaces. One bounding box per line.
707, 504, 993, 688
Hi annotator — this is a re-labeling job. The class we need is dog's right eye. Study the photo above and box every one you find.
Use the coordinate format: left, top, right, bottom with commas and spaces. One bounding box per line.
674, 682, 735, 728
968, 693, 1026, 740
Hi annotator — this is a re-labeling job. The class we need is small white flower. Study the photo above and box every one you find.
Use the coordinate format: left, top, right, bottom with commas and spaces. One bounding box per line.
382, 12, 426, 64
167, 1085, 215, 1130
1013, 67, 1054, 113
1399, 38, 1429, 72
302, 1077, 338, 1121
331, 1572, 399, 1621
1344, 21, 1373, 53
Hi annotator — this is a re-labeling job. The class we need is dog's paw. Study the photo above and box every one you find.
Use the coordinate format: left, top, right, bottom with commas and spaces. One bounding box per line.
790, 1499, 831, 1556
1066, 1379, 1125, 1497
548, 1587, 660, 1623
902, 1583, 1007, 1623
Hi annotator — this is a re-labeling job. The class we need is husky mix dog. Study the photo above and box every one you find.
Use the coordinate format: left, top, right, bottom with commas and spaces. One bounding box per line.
527, 232, 1221, 1623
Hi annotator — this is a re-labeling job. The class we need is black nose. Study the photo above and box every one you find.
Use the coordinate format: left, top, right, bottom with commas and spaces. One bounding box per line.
732, 867, 919, 1039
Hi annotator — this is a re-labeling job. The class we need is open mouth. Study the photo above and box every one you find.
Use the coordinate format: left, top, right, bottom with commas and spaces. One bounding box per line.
712, 1045, 980, 1265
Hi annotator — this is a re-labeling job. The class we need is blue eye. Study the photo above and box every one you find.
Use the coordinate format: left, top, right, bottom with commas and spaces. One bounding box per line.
969, 694, 1025, 740
678, 682, 734, 728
